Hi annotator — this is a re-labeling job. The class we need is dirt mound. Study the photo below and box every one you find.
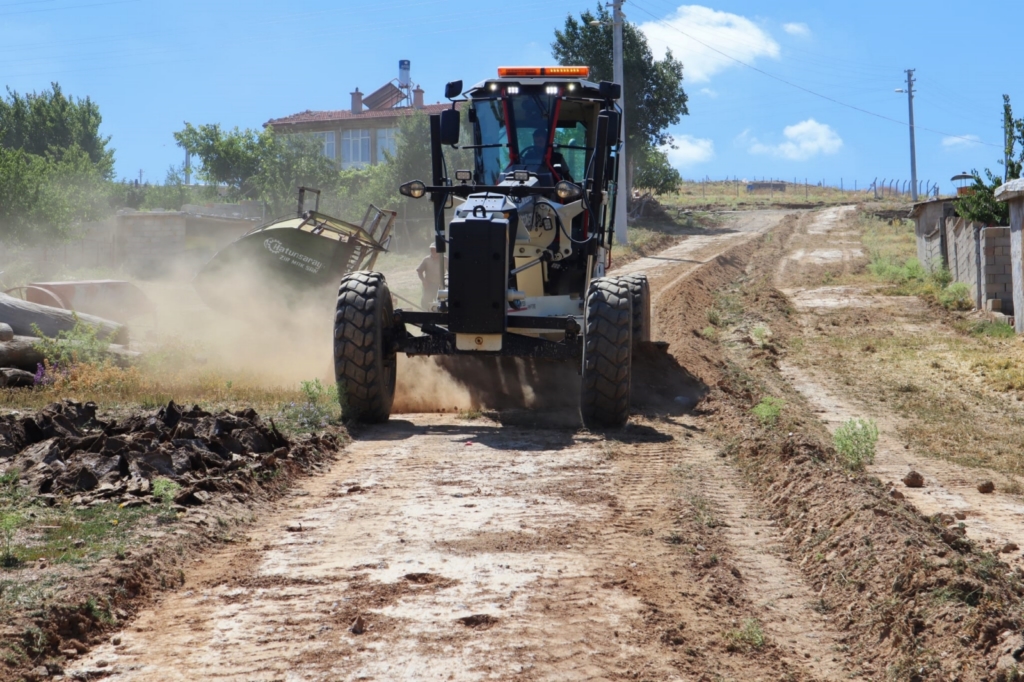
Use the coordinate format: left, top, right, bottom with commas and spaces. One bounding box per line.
0, 400, 338, 504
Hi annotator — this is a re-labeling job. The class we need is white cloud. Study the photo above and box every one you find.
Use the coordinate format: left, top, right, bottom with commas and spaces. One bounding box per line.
942, 134, 981, 148
748, 119, 843, 161
699, 87, 719, 98
639, 5, 780, 83
662, 135, 715, 166
783, 22, 811, 37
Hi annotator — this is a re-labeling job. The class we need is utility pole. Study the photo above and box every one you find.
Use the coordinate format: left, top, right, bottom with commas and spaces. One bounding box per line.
896, 69, 918, 201
612, 0, 628, 245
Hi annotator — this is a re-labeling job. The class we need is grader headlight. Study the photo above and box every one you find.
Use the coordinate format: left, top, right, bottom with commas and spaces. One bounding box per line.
555, 180, 582, 201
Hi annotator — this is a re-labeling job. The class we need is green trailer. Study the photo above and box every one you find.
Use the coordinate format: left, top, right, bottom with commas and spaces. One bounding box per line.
194, 189, 395, 313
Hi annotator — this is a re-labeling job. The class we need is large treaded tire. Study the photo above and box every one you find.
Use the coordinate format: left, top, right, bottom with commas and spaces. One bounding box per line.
333, 271, 396, 423
580, 277, 633, 429
618, 274, 651, 346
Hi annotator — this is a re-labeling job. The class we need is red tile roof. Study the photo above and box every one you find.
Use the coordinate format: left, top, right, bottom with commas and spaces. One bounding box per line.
266, 103, 451, 127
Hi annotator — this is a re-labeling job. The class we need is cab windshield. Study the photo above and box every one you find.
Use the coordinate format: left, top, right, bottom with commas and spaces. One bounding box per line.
472, 91, 559, 184
471, 90, 596, 185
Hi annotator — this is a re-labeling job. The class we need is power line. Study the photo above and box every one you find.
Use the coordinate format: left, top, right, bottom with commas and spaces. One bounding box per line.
629, 0, 1002, 149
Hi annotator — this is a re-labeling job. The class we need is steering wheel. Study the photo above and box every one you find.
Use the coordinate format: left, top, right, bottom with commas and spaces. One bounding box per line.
519, 145, 544, 163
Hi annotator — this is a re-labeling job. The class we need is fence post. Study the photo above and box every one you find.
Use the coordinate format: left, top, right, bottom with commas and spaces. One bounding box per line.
805, 178, 808, 199
996, 180, 1024, 332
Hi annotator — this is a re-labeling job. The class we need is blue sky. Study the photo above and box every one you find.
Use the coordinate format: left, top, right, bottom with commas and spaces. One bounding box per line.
2, 0, 1019, 194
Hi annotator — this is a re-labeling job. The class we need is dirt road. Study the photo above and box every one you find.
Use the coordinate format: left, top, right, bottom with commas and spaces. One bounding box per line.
66, 211, 866, 681
776, 207, 1024, 560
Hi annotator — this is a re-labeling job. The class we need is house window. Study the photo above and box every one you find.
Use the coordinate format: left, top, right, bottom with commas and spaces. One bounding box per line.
309, 131, 335, 159
376, 127, 399, 162
342, 129, 371, 169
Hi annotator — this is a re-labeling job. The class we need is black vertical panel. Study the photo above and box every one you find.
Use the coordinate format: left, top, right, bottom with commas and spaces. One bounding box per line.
448, 218, 508, 335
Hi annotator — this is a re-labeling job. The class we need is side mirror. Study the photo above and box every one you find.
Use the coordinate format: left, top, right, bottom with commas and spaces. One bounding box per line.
440, 109, 460, 146
444, 80, 463, 99
599, 81, 622, 101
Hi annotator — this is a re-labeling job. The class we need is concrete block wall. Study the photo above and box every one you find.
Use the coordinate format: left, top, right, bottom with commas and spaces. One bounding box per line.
923, 227, 945, 273
945, 217, 978, 301
115, 211, 187, 276
981, 226, 1013, 313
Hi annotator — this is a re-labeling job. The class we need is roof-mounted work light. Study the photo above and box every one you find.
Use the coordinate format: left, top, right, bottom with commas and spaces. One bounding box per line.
497, 66, 590, 78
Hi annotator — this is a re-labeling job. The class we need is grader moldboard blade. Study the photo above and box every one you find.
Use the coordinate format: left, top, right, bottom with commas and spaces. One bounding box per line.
193, 200, 395, 313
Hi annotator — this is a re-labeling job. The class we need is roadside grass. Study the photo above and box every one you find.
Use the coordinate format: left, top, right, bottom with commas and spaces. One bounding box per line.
1, 494, 164, 572
856, 213, 974, 311
801, 322, 1024, 478
610, 212, 718, 265
0, 360, 342, 436
724, 618, 767, 651
661, 180, 871, 210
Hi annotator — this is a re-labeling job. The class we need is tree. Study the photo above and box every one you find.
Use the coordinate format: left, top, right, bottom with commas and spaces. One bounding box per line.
0, 84, 114, 244
632, 145, 682, 195
955, 95, 1023, 226
552, 6, 688, 194
0, 83, 114, 178
173, 123, 343, 216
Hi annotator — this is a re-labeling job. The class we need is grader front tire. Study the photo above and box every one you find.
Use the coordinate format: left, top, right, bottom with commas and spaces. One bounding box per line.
580, 277, 633, 429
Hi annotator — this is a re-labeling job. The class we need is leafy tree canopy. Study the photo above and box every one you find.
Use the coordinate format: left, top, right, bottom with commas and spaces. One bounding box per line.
0, 83, 114, 244
0, 82, 114, 178
174, 123, 344, 216
552, 5, 688, 191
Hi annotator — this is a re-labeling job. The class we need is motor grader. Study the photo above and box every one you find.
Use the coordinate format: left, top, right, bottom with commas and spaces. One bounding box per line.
333, 66, 650, 428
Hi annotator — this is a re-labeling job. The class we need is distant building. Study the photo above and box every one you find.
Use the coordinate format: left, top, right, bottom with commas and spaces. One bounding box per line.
265, 60, 447, 170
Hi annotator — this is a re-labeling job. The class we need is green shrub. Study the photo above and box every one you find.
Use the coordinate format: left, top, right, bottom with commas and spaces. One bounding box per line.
939, 282, 973, 311
281, 378, 341, 431
32, 315, 112, 369
930, 266, 952, 288
834, 418, 879, 470
751, 396, 784, 427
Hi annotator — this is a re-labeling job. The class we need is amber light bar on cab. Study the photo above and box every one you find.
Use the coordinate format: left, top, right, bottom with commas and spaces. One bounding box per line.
497, 66, 590, 78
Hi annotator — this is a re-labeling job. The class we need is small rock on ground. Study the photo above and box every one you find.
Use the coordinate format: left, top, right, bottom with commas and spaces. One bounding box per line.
903, 471, 925, 488
978, 481, 996, 494
1002, 542, 1019, 554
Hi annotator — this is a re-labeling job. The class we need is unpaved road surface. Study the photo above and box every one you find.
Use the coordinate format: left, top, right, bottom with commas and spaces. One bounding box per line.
67, 211, 868, 681
778, 207, 1024, 561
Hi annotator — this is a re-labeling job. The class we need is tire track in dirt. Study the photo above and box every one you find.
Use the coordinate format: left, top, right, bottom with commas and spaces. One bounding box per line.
65, 210, 860, 681
776, 207, 1024, 562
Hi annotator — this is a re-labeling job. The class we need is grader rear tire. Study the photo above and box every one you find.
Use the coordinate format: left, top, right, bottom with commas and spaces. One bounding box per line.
618, 274, 651, 346
333, 271, 396, 423
580, 277, 632, 429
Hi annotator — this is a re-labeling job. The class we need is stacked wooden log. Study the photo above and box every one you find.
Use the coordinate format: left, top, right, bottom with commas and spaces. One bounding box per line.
0, 292, 135, 388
